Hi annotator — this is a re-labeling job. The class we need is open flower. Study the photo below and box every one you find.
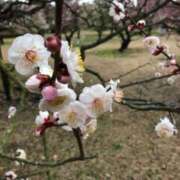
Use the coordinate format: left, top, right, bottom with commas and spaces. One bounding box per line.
35, 111, 56, 136
106, 79, 123, 103
60, 41, 85, 84
39, 87, 76, 112
109, 0, 125, 22
155, 117, 177, 137
4, 171, 17, 180
8, 33, 51, 76
143, 36, 164, 55
58, 101, 91, 129
25, 74, 50, 93
15, 149, 27, 166
79, 84, 113, 116
8, 106, 17, 119
137, 19, 146, 29
53, 112, 72, 131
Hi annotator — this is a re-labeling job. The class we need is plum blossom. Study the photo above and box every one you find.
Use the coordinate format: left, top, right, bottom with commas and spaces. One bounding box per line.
106, 79, 120, 92
53, 112, 72, 131
8, 33, 51, 76
109, 0, 125, 22
58, 101, 91, 128
143, 36, 163, 55
155, 117, 177, 137
39, 86, 76, 112
8, 106, 17, 119
79, 84, 113, 116
15, 149, 27, 166
106, 79, 124, 103
25, 74, 50, 93
35, 111, 50, 126
61, 41, 85, 84
35, 111, 56, 136
4, 171, 17, 180
137, 19, 146, 29
25, 76, 67, 94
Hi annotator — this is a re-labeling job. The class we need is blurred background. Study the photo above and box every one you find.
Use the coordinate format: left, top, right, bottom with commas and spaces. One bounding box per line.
0, 0, 180, 179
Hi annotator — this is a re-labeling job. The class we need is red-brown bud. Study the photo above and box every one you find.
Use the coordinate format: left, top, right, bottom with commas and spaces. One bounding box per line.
45, 35, 61, 53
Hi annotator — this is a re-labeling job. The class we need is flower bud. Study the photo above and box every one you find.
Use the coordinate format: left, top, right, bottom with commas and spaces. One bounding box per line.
41, 86, 58, 101
137, 20, 146, 30
170, 59, 176, 65
25, 74, 41, 93
45, 35, 60, 52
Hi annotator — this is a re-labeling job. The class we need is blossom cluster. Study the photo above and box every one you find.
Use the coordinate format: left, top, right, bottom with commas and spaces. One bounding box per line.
8, 33, 123, 138
109, 0, 137, 22
108, 0, 179, 138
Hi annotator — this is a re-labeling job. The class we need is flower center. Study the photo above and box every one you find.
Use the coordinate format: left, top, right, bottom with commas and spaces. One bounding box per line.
48, 96, 67, 106
25, 50, 37, 63
67, 111, 77, 125
93, 98, 104, 112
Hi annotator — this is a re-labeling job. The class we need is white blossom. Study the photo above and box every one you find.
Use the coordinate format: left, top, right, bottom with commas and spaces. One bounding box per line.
8, 33, 51, 76
109, 0, 125, 22
58, 101, 90, 128
155, 117, 177, 137
39, 87, 76, 112
61, 41, 84, 84
8, 106, 17, 119
53, 112, 72, 131
106, 79, 120, 92
143, 36, 162, 55
79, 84, 113, 116
106, 79, 123, 103
25, 74, 42, 93
5, 171, 17, 180
15, 149, 27, 166
35, 111, 49, 126
143, 36, 160, 50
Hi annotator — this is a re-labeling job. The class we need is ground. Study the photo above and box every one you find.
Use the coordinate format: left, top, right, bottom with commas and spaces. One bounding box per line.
0, 34, 180, 179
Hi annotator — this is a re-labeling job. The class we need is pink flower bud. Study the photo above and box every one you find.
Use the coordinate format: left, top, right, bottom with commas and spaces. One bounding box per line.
41, 86, 58, 101
170, 59, 176, 65
45, 35, 60, 52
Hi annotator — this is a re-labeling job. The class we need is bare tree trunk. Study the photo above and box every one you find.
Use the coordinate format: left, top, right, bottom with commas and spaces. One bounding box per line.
118, 30, 131, 52
0, 37, 11, 101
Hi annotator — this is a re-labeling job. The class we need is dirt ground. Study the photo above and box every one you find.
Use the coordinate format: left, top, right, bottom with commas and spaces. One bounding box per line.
0, 34, 180, 179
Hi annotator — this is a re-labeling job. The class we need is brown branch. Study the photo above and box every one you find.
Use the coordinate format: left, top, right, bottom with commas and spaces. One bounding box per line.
120, 73, 176, 89
0, 153, 96, 168
120, 97, 180, 113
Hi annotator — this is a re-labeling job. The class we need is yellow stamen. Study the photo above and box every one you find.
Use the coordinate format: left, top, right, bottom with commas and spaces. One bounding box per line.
93, 98, 104, 113
48, 96, 67, 106
25, 50, 37, 63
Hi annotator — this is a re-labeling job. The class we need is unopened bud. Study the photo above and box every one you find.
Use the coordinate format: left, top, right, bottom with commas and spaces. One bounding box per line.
45, 35, 60, 52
